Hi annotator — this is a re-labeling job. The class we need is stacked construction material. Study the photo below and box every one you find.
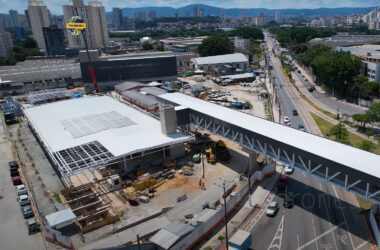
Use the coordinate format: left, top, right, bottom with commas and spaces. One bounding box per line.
132, 173, 156, 191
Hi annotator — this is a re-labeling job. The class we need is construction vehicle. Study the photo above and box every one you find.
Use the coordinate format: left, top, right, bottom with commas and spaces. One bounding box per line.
213, 140, 231, 162
72, 8, 101, 94
205, 146, 216, 164
122, 187, 139, 206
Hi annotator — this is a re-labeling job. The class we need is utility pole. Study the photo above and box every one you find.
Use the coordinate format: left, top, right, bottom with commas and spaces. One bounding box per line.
214, 178, 234, 250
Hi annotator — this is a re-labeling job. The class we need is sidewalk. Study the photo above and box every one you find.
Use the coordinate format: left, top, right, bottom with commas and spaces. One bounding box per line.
201, 165, 282, 249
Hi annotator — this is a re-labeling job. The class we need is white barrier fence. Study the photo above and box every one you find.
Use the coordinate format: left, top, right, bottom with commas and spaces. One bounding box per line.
369, 205, 380, 246
43, 224, 74, 249
171, 163, 276, 250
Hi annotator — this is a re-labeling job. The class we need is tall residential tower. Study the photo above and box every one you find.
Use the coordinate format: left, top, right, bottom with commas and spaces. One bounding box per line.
63, 0, 109, 49
28, 0, 51, 51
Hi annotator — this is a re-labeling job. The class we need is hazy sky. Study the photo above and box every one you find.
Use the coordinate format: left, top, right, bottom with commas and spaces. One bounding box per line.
1, 0, 379, 15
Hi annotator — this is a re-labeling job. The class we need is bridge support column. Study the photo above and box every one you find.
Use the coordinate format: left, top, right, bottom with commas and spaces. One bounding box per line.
248, 150, 257, 173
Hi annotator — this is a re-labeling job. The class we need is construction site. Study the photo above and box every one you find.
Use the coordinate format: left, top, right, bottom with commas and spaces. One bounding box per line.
4, 88, 269, 249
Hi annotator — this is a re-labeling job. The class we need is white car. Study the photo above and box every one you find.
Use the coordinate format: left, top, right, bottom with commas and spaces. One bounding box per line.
226, 91, 231, 96
287, 123, 293, 128
266, 201, 279, 216
16, 184, 27, 196
17, 195, 31, 206
284, 165, 294, 174
283, 116, 289, 123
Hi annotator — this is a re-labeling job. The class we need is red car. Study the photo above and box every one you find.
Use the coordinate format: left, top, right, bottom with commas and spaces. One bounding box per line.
277, 175, 288, 189
12, 176, 22, 186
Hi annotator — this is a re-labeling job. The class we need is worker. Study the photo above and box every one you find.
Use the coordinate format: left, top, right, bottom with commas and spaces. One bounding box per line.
199, 179, 202, 189
201, 181, 206, 190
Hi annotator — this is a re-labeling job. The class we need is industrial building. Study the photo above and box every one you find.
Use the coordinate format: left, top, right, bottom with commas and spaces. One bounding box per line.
24, 96, 190, 182
0, 59, 81, 96
158, 37, 207, 52
336, 45, 380, 83
79, 50, 178, 91
191, 53, 249, 76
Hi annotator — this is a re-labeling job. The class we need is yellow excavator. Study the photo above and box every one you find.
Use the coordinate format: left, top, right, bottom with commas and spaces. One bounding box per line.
205, 146, 216, 164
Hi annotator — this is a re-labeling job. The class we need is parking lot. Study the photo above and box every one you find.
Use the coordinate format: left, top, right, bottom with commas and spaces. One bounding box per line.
178, 76, 267, 119
0, 119, 46, 250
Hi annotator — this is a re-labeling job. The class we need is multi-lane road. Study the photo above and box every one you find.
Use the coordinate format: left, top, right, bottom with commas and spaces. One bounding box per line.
249, 32, 374, 250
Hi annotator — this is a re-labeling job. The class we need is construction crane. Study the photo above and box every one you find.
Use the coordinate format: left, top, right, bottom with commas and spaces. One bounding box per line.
73, 7, 101, 94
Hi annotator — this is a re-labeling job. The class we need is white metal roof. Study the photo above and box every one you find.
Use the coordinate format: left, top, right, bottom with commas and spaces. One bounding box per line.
24, 96, 189, 158
159, 93, 380, 178
229, 229, 251, 246
193, 53, 248, 65
45, 209, 76, 228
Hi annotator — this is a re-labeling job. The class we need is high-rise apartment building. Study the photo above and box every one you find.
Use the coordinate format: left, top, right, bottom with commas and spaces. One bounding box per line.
63, 0, 109, 49
113, 8, 123, 30
221, 8, 225, 19
275, 11, 282, 23
28, 0, 51, 51
43, 25, 65, 56
0, 30, 13, 58
9, 9, 20, 28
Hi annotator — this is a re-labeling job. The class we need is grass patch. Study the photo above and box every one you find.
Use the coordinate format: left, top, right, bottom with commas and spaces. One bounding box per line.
310, 112, 380, 154
355, 195, 374, 210
119, 210, 125, 218
52, 192, 62, 203
203, 247, 212, 250
264, 101, 272, 121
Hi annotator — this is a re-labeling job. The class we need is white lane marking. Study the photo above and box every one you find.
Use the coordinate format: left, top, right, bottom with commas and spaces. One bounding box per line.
332, 185, 355, 249
268, 214, 284, 250
296, 222, 345, 250
297, 234, 300, 248
353, 240, 369, 250
322, 193, 339, 250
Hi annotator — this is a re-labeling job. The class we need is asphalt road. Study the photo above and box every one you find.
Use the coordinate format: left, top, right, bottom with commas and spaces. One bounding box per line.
293, 70, 365, 116
251, 32, 374, 250
250, 170, 372, 250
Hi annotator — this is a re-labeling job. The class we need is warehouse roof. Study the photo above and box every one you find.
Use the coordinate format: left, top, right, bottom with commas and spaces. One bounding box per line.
140, 87, 167, 96
115, 82, 148, 92
192, 53, 248, 65
122, 90, 158, 106
24, 96, 190, 176
27, 88, 73, 105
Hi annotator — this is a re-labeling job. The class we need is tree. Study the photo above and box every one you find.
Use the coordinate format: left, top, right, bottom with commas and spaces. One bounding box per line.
352, 113, 372, 128
197, 35, 234, 57
367, 102, 380, 122
329, 123, 348, 141
142, 41, 153, 50
358, 140, 376, 152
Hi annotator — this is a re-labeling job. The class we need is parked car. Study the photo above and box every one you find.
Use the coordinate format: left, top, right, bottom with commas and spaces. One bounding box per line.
26, 218, 40, 235
17, 194, 31, 206
16, 184, 27, 196
21, 205, 34, 219
8, 161, 19, 169
12, 176, 22, 186
308, 87, 314, 92
266, 201, 279, 216
287, 122, 293, 128
277, 175, 288, 189
292, 109, 298, 116
226, 91, 231, 96
283, 116, 289, 124
284, 165, 294, 174
10, 168, 19, 177
298, 125, 305, 132
283, 192, 295, 208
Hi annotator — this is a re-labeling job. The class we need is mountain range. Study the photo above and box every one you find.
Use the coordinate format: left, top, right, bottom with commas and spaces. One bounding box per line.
106, 4, 377, 19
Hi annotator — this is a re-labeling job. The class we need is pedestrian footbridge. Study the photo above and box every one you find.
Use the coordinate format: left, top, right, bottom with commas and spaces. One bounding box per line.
158, 93, 380, 204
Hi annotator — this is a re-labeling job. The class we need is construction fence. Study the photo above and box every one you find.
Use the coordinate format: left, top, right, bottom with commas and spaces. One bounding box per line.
369, 205, 380, 246
171, 163, 276, 250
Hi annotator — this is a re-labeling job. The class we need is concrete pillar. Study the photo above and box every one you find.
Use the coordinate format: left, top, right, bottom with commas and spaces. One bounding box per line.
159, 105, 177, 135
248, 150, 257, 174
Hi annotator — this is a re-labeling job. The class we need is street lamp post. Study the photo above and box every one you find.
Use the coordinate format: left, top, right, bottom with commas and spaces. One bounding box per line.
214, 178, 234, 250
